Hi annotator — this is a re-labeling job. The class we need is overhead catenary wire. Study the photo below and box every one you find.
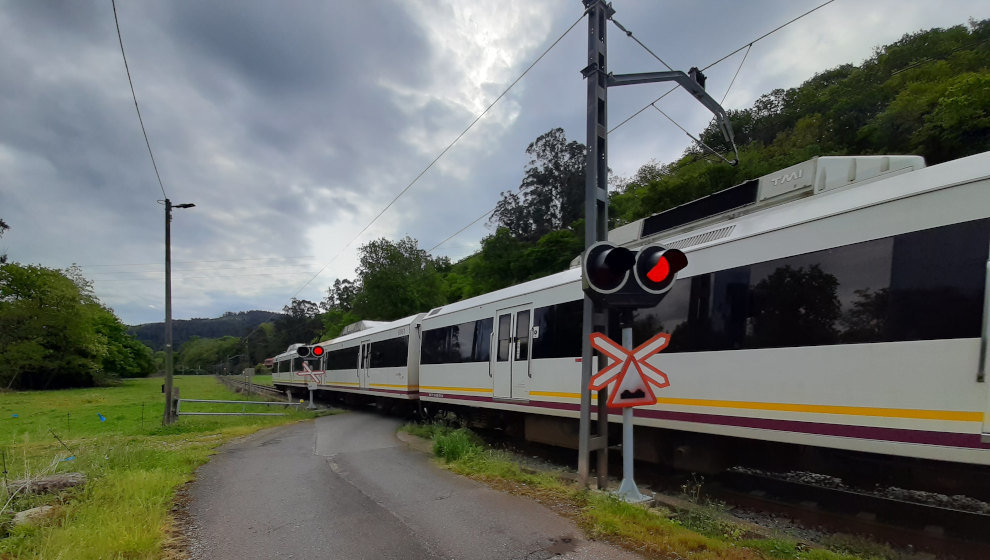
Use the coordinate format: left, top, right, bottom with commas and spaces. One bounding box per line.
721, 43, 753, 105
609, 16, 674, 71
702, 0, 837, 72
427, 207, 494, 253
287, 9, 590, 301
434, 2, 837, 253
111, 0, 167, 200
609, 0, 839, 136
650, 104, 736, 166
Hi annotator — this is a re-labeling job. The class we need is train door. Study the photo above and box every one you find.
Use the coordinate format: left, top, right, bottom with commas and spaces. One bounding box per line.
358, 339, 371, 389
492, 305, 532, 400
983, 246, 990, 442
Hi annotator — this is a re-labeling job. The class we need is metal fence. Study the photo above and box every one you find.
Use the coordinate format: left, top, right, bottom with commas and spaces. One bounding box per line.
176, 398, 301, 417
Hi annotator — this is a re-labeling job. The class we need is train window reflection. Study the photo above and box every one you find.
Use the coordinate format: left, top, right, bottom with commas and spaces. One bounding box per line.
629, 218, 990, 351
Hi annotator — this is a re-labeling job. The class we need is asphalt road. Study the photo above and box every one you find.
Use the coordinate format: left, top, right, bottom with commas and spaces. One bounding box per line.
187, 411, 642, 560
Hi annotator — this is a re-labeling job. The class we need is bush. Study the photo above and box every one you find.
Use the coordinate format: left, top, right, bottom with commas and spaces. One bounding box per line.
432, 428, 482, 462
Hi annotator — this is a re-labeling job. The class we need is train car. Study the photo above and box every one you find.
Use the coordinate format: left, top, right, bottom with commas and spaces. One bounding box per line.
419, 152, 990, 474
305, 313, 425, 407
271, 343, 313, 386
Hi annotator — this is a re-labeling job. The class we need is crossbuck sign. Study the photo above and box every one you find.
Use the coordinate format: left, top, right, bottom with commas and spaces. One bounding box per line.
589, 332, 671, 408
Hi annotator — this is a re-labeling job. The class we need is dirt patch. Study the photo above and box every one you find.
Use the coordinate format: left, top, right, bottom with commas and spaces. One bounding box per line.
162, 481, 195, 560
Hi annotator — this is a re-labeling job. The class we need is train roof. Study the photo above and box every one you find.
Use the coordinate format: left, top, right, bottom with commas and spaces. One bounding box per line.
610, 154, 932, 247
321, 313, 424, 346
607, 152, 990, 255
423, 268, 581, 321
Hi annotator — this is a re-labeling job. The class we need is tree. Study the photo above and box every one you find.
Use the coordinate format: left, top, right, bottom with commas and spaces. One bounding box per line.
351, 237, 447, 320
321, 278, 359, 313
176, 335, 244, 374
0, 262, 151, 389
274, 298, 323, 347
490, 128, 586, 241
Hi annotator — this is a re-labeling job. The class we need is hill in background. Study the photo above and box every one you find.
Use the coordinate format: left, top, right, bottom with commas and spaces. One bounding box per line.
129, 310, 281, 351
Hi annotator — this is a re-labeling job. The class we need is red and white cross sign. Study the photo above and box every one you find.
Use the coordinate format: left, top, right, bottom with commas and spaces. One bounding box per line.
296, 361, 325, 385
588, 332, 671, 408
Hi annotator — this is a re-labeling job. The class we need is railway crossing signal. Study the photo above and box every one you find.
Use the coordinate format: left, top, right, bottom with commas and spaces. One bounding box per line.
296, 345, 324, 361
588, 332, 671, 408
582, 242, 687, 309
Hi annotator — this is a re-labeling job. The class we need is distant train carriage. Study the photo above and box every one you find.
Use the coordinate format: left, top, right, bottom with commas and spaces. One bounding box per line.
318, 313, 424, 401
419, 270, 581, 411
271, 343, 312, 385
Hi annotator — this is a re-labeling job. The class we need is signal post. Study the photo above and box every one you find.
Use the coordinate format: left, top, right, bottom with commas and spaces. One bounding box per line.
577, 0, 735, 488
294, 345, 325, 409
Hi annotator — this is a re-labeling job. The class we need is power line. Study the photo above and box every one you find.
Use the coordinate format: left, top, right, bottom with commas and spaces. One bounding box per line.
431, 1, 837, 253
428, 207, 494, 253
111, 0, 167, 199
608, 86, 679, 135
721, 43, 753, 104
610, 0, 838, 136
650, 104, 735, 166
610, 16, 674, 71
288, 9, 589, 300
702, 0, 838, 72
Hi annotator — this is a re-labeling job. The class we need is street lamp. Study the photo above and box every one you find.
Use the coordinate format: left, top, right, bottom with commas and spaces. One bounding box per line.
162, 198, 195, 425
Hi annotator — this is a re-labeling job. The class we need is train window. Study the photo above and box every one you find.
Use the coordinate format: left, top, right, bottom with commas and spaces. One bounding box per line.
421, 328, 445, 364
326, 346, 360, 370
514, 311, 530, 361
629, 218, 990, 351
532, 300, 584, 359
886, 218, 990, 341
450, 322, 476, 362
473, 318, 494, 362
421, 318, 494, 364
497, 314, 511, 362
630, 277, 692, 351
370, 336, 409, 368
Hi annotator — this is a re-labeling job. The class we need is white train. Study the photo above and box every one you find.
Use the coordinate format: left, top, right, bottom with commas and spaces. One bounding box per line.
274, 151, 990, 476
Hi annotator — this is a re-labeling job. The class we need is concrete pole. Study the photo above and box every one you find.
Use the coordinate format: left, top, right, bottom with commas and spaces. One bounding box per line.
163, 199, 174, 425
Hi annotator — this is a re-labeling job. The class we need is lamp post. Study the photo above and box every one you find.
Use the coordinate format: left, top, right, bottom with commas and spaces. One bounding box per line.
163, 198, 195, 425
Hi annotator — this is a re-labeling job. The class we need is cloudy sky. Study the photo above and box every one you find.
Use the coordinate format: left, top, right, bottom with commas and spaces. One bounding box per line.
1, 0, 985, 326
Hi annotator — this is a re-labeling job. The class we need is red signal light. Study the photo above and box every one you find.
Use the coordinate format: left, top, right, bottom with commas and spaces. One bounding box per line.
311, 346, 324, 357
646, 257, 670, 283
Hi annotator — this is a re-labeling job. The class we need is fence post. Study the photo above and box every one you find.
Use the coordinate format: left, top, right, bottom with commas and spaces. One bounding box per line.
171, 387, 180, 420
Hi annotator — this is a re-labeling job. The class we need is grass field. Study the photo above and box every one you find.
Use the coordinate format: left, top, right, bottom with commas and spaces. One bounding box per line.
0, 376, 316, 560
245, 374, 274, 386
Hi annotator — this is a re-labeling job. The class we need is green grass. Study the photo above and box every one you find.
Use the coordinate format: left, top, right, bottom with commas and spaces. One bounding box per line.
0, 376, 317, 560
244, 374, 274, 386
402, 421, 882, 560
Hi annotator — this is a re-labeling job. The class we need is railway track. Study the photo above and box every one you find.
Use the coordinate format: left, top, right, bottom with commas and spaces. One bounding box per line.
466, 427, 990, 559
217, 376, 289, 400
707, 469, 990, 559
